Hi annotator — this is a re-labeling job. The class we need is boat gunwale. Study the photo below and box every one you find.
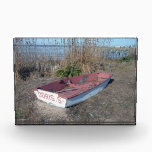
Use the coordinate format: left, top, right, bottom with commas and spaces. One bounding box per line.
33, 74, 112, 100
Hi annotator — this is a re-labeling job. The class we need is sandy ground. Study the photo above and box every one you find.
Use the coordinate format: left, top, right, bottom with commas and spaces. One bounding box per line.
15, 60, 136, 124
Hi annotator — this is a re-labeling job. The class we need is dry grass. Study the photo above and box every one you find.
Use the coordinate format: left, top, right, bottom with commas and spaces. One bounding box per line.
66, 60, 136, 124
14, 38, 136, 81
14, 51, 60, 81
15, 59, 136, 125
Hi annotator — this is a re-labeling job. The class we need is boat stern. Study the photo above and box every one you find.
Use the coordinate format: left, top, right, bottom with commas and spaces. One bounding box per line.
33, 88, 67, 108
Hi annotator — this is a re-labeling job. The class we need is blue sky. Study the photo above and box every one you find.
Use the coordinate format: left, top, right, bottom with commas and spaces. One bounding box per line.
15, 38, 137, 47
110, 38, 137, 47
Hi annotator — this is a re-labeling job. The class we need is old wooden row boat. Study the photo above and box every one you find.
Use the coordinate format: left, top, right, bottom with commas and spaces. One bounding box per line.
33, 73, 112, 108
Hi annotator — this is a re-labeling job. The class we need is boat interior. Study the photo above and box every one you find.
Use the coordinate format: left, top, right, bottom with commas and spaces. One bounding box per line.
37, 73, 111, 99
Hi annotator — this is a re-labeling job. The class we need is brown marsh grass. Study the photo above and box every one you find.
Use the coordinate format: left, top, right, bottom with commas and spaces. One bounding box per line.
14, 38, 137, 81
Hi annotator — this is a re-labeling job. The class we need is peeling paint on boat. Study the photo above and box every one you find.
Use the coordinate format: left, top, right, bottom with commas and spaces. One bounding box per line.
34, 89, 66, 108
33, 73, 112, 108
65, 78, 111, 107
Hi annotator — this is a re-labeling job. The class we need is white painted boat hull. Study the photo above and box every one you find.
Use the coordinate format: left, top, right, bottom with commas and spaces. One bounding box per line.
66, 78, 111, 107
34, 78, 111, 108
